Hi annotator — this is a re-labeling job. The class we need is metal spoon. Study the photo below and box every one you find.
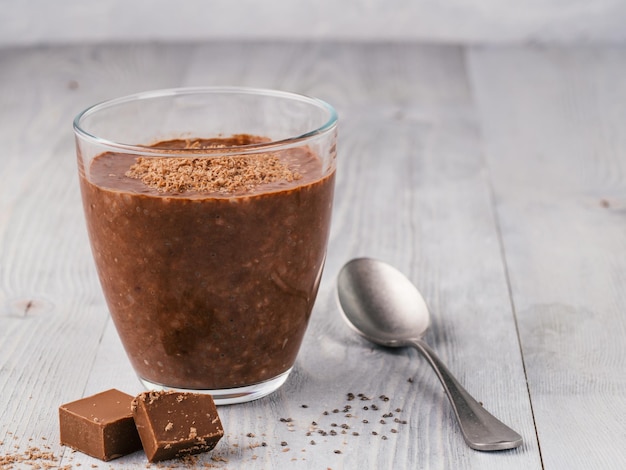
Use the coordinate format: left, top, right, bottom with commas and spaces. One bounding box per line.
337, 257, 523, 451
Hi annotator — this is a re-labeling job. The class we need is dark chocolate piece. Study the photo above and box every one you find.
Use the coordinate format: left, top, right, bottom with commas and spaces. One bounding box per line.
59, 389, 142, 461
131, 391, 224, 462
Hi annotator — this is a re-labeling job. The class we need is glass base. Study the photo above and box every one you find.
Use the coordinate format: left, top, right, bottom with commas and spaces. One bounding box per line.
138, 368, 292, 405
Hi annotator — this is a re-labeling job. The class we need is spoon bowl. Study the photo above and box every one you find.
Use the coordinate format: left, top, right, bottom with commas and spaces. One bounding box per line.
337, 258, 429, 346
337, 257, 523, 452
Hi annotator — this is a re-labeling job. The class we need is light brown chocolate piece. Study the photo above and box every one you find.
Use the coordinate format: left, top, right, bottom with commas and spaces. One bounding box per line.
59, 389, 142, 461
131, 391, 224, 462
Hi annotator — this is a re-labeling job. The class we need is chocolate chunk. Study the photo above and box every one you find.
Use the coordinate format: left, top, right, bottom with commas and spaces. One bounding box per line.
131, 391, 223, 462
59, 389, 142, 461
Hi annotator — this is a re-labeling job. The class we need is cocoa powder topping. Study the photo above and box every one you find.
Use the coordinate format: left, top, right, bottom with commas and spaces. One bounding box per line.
125, 154, 301, 194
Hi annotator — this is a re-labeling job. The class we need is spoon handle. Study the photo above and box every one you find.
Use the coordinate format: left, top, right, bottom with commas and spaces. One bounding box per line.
410, 339, 523, 451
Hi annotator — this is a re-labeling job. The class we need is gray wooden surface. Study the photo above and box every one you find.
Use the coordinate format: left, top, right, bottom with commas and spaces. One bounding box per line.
4, 0, 626, 46
0, 42, 624, 469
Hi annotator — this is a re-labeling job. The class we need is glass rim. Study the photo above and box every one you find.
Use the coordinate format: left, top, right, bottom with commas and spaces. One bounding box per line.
73, 86, 338, 156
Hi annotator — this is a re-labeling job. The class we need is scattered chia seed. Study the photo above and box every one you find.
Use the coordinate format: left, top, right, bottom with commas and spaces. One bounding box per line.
270, 389, 411, 456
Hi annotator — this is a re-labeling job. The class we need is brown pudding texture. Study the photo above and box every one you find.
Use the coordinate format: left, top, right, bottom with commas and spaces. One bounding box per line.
79, 136, 335, 389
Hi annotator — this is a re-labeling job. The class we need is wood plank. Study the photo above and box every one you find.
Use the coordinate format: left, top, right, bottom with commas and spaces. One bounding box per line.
468, 45, 626, 468
0, 42, 540, 469
0, 43, 194, 465
174, 42, 537, 468
4, 0, 626, 46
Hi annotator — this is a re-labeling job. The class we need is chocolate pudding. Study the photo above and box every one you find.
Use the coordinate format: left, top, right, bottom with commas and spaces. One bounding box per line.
79, 136, 335, 390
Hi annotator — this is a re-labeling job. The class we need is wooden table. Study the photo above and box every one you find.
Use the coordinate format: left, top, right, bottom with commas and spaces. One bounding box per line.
1, 42, 624, 469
